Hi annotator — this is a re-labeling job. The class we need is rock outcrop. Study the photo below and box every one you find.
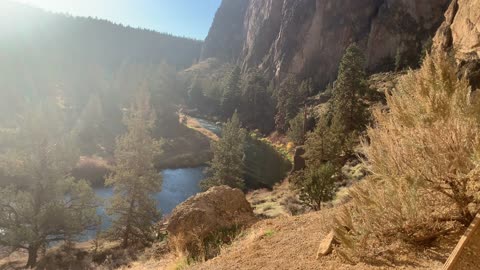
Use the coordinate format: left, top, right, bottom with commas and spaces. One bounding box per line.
167, 186, 255, 255
433, 0, 480, 89
202, 0, 450, 88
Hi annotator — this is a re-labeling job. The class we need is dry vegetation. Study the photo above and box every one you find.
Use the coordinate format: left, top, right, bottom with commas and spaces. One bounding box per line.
247, 180, 306, 218
335, 53, 480, 262
187, 207, 457, 270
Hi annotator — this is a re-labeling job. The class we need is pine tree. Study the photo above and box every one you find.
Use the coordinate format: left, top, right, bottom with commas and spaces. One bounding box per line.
106, 89, 163, 248
299, 78, 315, 96
221, 66, 242, 118
201, 112, 247, 190
239, 69, 274, 132
73, 94, 106, 155
0, 103, 97, 268
287, 111, 306, 145
290, 163, 337, 210
304, 116, 341, 167
330, 43, 369, 152
275, 75, 308, 133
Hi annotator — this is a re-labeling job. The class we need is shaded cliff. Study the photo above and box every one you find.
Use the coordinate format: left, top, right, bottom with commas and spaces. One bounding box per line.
202, 0, 450, 88
200, 0, 250, 61
433, 0, 480, 89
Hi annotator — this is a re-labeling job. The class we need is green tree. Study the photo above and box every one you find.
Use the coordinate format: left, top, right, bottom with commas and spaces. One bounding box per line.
201, 112, 247, 190
240, 69, 275, 133
221, 66, 242, 118
275, 76, 301, 133
299, 78, 315, 96
106, 89, 163, 248
304, 116, 341, 167
0, 104, 97, 268
290, 163, 337, 210
287, 111, 306, 145
330, 43, 369, 153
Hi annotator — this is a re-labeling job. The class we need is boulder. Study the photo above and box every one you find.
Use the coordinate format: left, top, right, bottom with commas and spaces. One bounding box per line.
316, 230, 338, 258
433, 0, 480, 89
167, 186, 256, 255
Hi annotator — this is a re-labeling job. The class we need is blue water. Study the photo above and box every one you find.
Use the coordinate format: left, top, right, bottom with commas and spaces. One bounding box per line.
193, 117, 291, 189
194, 117, 222, 136
85, 117, 290, 239
87, 167, 205, 238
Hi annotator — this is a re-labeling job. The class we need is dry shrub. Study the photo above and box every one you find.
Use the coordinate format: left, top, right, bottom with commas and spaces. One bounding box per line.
36, 243, 95, 270
169, 226, 243, 262
335, 52, 480, 262
71, 156, 112, 187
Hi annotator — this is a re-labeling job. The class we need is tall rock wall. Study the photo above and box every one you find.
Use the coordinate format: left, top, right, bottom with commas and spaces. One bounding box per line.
434, 0, 480, 89
202, 0, 450, 88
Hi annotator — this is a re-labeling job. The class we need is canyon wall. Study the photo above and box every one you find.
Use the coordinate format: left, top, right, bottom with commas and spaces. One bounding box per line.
202, 0, 451, 87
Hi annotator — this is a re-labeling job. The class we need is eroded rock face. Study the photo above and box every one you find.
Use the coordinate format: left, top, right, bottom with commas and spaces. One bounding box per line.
200, 0, 250, 61
434, 0, 480, 89
202, 0, 450, 88
167, 186, 255, 254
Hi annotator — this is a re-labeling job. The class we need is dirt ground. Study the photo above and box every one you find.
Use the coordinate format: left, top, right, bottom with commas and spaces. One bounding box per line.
187, 208, 459, 270
0, 207, 463, 270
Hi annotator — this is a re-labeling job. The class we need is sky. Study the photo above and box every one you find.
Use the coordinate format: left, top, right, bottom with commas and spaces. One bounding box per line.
13, 0, 222, 40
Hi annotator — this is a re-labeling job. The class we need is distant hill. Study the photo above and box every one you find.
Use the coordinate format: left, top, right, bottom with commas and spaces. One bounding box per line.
0, 1, 202, 70
0, 1, 202, 126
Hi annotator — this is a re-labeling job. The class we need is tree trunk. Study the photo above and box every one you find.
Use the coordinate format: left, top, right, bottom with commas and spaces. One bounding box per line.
26, 246, 39, 269
122, 197, 136, 248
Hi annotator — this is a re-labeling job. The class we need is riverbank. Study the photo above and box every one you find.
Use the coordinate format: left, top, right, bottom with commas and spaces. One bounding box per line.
157, 123, 212, 170
179, 113, 219, 141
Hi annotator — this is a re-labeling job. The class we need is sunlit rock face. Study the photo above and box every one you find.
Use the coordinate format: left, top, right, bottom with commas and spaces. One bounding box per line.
202, 0, 450, 87
434, 0, 480, 89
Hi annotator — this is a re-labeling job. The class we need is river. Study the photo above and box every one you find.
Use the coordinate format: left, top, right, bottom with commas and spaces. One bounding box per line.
89, 118, 290, 238
87, 167, 204, 238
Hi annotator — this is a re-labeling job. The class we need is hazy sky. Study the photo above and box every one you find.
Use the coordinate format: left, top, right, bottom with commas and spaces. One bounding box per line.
13, 0, 222, 40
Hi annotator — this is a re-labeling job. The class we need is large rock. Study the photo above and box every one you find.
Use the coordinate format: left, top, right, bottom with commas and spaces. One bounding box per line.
202, 0, 450, 88
433, 0, 480, 89
167, 186, 256, 254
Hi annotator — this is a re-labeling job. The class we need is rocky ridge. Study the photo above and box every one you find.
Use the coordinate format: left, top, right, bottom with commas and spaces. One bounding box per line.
202, 0, 451, 87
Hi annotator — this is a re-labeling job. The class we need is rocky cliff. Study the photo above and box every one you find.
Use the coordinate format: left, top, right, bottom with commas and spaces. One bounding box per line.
433, 0, 480, 89
202, 0, 450, 88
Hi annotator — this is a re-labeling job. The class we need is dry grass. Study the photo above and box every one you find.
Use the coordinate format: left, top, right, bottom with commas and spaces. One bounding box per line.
246, 180, 306, 218
335, 52, 480, 262
188, 206, 454, 270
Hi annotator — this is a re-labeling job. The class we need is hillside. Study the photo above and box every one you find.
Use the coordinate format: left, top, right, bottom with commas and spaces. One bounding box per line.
188, 208, 460, 270
0, 1, 201, 129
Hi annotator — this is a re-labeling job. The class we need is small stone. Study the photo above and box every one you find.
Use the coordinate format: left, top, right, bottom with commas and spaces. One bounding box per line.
316, 230, 337, 259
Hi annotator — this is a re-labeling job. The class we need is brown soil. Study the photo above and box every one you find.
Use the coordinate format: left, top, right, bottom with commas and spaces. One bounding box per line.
188, 207, 458, 270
